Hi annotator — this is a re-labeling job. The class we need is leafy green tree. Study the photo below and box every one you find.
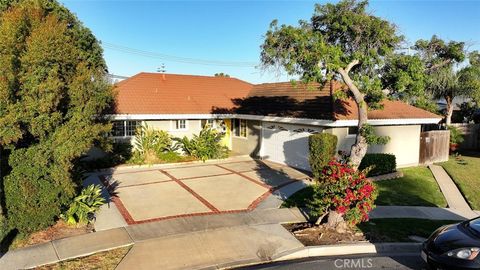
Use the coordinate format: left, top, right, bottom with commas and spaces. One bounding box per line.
411, 35, 480, 125
0, 1, 112, 232
381, 54, 439, 113
260, 0, 402, 167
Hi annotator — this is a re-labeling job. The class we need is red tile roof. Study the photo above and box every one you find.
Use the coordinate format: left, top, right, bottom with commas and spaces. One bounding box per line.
114, 72, 252, 114
114, 73, 441, 121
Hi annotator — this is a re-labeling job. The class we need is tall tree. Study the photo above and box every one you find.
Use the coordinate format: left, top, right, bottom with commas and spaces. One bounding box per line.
0, 1, 113, 232
260, 0, 402, 167
412, 35, 475, 125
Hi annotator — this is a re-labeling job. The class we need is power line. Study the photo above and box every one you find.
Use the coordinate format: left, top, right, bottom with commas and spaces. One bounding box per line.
102, 41, 258, 67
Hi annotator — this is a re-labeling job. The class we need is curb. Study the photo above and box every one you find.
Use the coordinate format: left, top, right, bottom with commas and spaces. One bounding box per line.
272, 242, 421, 262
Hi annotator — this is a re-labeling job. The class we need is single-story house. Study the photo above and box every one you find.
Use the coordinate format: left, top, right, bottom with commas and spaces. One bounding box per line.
108, 72, 442, 170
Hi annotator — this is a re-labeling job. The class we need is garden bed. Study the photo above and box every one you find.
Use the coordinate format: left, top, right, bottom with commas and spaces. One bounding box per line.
283, 223, 367, 246
9, 220, 90, 250
36, 246, 131, 270
284, 218, 459, 245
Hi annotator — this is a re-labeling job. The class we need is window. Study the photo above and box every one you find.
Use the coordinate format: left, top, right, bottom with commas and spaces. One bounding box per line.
174, 120, 187, 130
201, 119, 214, 128
126, 121, 140, 136
110, 120, 140, 137
233, 119, 247, 138
348, 126, 358, 136
112, 121, 125, 137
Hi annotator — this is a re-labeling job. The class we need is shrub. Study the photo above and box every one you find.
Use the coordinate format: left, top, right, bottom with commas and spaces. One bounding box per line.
132, 124, 175, 164
308, 160, 377, 226
308, 133, 338, 178
157, 151, 186, 163
175, 127, 228, 161
447, 125, 465, 144
134, 124, 172, 157
359, 153, 397, 177
62, 185, 105, 225
4, 145, 74, 233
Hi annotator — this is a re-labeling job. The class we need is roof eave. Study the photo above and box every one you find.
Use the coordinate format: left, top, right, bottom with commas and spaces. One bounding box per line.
107, 113, 442, 126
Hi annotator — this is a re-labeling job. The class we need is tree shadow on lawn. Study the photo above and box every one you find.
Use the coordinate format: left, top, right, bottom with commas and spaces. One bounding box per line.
375, 189, 442, 208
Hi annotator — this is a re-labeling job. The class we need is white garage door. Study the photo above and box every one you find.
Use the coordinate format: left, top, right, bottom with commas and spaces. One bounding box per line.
261, 123, 321, 171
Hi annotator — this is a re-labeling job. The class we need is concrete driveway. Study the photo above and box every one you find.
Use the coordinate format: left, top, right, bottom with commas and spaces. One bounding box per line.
100, 157, 309, 225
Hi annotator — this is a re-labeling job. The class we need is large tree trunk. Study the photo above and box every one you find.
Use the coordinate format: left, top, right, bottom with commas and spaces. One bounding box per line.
445, 95, 454, 125
338, 60, 368, 169
327, 210, 348, 233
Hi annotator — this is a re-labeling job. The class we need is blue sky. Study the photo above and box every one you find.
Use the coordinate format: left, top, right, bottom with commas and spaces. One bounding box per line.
62, 0, 480, 83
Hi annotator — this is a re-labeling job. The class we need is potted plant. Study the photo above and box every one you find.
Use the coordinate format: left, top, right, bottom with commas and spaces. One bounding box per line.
447, 125, 464, 152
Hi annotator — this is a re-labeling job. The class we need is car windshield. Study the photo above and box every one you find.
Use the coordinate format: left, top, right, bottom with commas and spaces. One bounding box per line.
468, 218, 480, 234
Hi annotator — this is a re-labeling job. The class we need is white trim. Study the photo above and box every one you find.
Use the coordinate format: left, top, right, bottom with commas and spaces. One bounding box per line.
108, 114, 232, 120
106, 113, 441, 126
234, 114, 441, 126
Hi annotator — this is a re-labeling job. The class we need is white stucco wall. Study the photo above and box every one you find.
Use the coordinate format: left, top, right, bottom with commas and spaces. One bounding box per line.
328, 125, 421, 168
147, 119, 203, 139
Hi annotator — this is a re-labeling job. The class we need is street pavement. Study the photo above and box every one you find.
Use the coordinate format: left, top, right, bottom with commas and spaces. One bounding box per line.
235, 253, 427, 270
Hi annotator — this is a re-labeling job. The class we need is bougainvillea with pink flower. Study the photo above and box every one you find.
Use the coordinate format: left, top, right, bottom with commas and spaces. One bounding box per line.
308, 159, 377, 226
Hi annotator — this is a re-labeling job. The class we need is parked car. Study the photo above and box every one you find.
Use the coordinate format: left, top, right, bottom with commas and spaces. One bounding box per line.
423, 217, 480, 269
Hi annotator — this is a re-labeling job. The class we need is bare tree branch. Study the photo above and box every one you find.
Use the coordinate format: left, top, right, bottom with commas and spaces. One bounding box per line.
344, 59, 360, 74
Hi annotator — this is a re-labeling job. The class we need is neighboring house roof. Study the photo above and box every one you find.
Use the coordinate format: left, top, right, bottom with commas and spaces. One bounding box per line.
113, 72, 441, 122
114, 72, 252, 114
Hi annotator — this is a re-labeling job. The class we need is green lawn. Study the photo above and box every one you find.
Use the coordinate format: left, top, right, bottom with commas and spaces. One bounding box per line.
440, 153, 480, 210
282, 166, 447, 208
282, 186, 314, 208
356, 218, 458, 242
375, 167, 447, 207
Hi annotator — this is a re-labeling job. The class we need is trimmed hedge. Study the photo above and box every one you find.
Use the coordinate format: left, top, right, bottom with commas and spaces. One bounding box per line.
359, 153, 397, 177
308, 133, 338, 179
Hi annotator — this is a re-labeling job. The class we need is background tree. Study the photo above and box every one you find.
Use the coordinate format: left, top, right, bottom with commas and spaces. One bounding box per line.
0, 0, 113, 233
260, 0, 402, 168
412, 35, 480, 125
381, 54, 438, 113
214, 72, 230, 77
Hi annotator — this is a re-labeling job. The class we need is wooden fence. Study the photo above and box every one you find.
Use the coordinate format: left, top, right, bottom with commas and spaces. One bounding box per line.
451, 123, 480, 151
419, 130, 450, 165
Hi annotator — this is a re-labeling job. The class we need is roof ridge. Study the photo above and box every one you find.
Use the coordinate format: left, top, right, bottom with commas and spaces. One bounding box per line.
135, 72, 253, 85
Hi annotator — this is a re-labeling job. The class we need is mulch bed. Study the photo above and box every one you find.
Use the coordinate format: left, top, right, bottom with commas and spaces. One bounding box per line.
283, 222, 367, 246
12, 220, 91, 249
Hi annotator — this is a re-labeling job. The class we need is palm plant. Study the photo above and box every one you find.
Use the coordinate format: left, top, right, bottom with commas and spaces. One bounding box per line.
62, 184, 106, 225
133, 124, 172, 163
174, 127, 228, 161
427, 64, 480, 125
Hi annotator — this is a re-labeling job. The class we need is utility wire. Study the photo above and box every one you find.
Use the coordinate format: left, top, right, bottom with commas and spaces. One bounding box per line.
102, 41, 258, 67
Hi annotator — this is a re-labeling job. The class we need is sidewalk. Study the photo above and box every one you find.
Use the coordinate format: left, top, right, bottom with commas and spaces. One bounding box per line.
0, 207, 306, 270
117, 223, 303, 270
428, 165, 473, 212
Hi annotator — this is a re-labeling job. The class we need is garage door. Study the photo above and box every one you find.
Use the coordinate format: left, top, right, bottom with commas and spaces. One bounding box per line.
261, 123, 321, 171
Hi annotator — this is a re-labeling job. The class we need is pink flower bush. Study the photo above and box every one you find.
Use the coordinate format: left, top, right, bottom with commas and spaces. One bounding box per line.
308, 160, 377, 225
